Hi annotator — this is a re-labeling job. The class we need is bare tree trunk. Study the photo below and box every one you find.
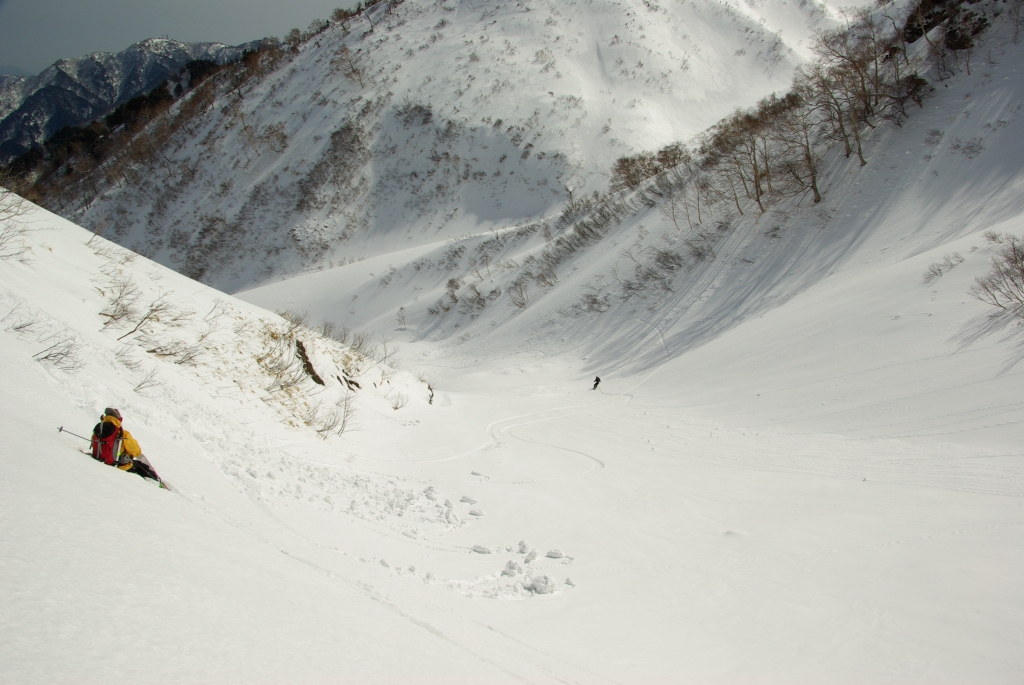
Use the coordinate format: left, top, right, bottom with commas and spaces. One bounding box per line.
848, 105, 867, 166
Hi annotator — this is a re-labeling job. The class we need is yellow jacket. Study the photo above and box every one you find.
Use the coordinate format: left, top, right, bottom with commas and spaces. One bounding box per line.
99, 415, 142, 458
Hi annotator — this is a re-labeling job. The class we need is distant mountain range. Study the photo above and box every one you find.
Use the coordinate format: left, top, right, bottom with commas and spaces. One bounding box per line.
0, 64, 33, 77
0, 38, 251, 164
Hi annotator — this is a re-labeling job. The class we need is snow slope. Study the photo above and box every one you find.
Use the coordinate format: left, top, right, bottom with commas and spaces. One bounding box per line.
0, 208, 530, 682
247, 10, 1024, 680
2, 190, 1022, 681
2, 4, 1023, 684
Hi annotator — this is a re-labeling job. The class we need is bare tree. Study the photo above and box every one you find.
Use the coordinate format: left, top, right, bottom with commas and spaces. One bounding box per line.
970, 234, 1024, 319
331, 46, 365, 88
658, 151, 701, 231
364, 2, 383, 32
610, 152, 660, 192
803, 61, 856, 162
661, 185, 688, 231
373, 336, 399, 384
707, 109, 769, 212
114, 345, 142, 371
773, 85, 824, 203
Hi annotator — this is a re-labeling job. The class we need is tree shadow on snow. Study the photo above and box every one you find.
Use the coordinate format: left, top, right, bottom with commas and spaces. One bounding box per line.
951, 310, 1024, 374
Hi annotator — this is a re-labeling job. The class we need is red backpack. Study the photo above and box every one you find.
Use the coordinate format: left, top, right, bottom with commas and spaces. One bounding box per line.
91, 421, 122, 466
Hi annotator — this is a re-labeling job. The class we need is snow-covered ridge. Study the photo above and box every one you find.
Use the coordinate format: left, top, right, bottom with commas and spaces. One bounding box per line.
237, 0, 1019, 358
0, 38, 249, 163
38, 0, 846, 291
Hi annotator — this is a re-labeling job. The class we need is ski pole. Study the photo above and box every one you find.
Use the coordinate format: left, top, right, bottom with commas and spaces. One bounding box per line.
58, 426, 91, 442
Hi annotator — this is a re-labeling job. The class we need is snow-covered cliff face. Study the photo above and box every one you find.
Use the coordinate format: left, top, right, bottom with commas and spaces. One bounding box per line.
0, 38, 246, 163
61, 0, 844, 292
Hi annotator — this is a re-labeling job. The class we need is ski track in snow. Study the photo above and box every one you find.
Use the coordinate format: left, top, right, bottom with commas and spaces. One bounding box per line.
199, 393, 588, 601
170, 478, 554, 682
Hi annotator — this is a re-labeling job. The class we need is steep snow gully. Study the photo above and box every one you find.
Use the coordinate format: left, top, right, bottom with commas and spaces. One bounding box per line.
3, 1, 1024, 683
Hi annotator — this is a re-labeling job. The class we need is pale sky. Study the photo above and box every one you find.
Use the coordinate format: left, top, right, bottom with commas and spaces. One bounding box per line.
0, 0, 358, 75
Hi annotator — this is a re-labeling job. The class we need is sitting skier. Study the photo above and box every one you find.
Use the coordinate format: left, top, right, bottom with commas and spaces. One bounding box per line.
91, 408, 161, 483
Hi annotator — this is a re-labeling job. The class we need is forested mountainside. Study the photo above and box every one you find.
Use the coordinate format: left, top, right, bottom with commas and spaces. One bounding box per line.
0, 38, 248, 164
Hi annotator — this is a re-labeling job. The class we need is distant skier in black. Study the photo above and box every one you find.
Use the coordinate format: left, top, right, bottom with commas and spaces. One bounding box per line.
592, 376, 601, 390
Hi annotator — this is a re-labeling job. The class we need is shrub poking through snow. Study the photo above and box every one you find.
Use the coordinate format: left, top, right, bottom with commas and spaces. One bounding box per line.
32, 328, 83, 372
970, 234, 1024, 320
922, 252, 964, 283
1, 295, 83, 372
0, 183, 34, 261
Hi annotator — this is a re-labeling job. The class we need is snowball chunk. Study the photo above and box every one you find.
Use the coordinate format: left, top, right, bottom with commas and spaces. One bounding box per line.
530, 575, 556, 594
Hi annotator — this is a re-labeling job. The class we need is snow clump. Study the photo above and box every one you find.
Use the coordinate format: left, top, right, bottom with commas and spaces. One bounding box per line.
530, 575, 556, 594
501, 561, 522, 577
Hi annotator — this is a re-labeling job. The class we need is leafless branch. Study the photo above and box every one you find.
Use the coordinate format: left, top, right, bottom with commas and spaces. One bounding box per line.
133, 367, 163, 395
33, 329, 83, 372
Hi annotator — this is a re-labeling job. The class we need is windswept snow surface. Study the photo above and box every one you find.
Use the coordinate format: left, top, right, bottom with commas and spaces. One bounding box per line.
4, 13, 1024, 685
